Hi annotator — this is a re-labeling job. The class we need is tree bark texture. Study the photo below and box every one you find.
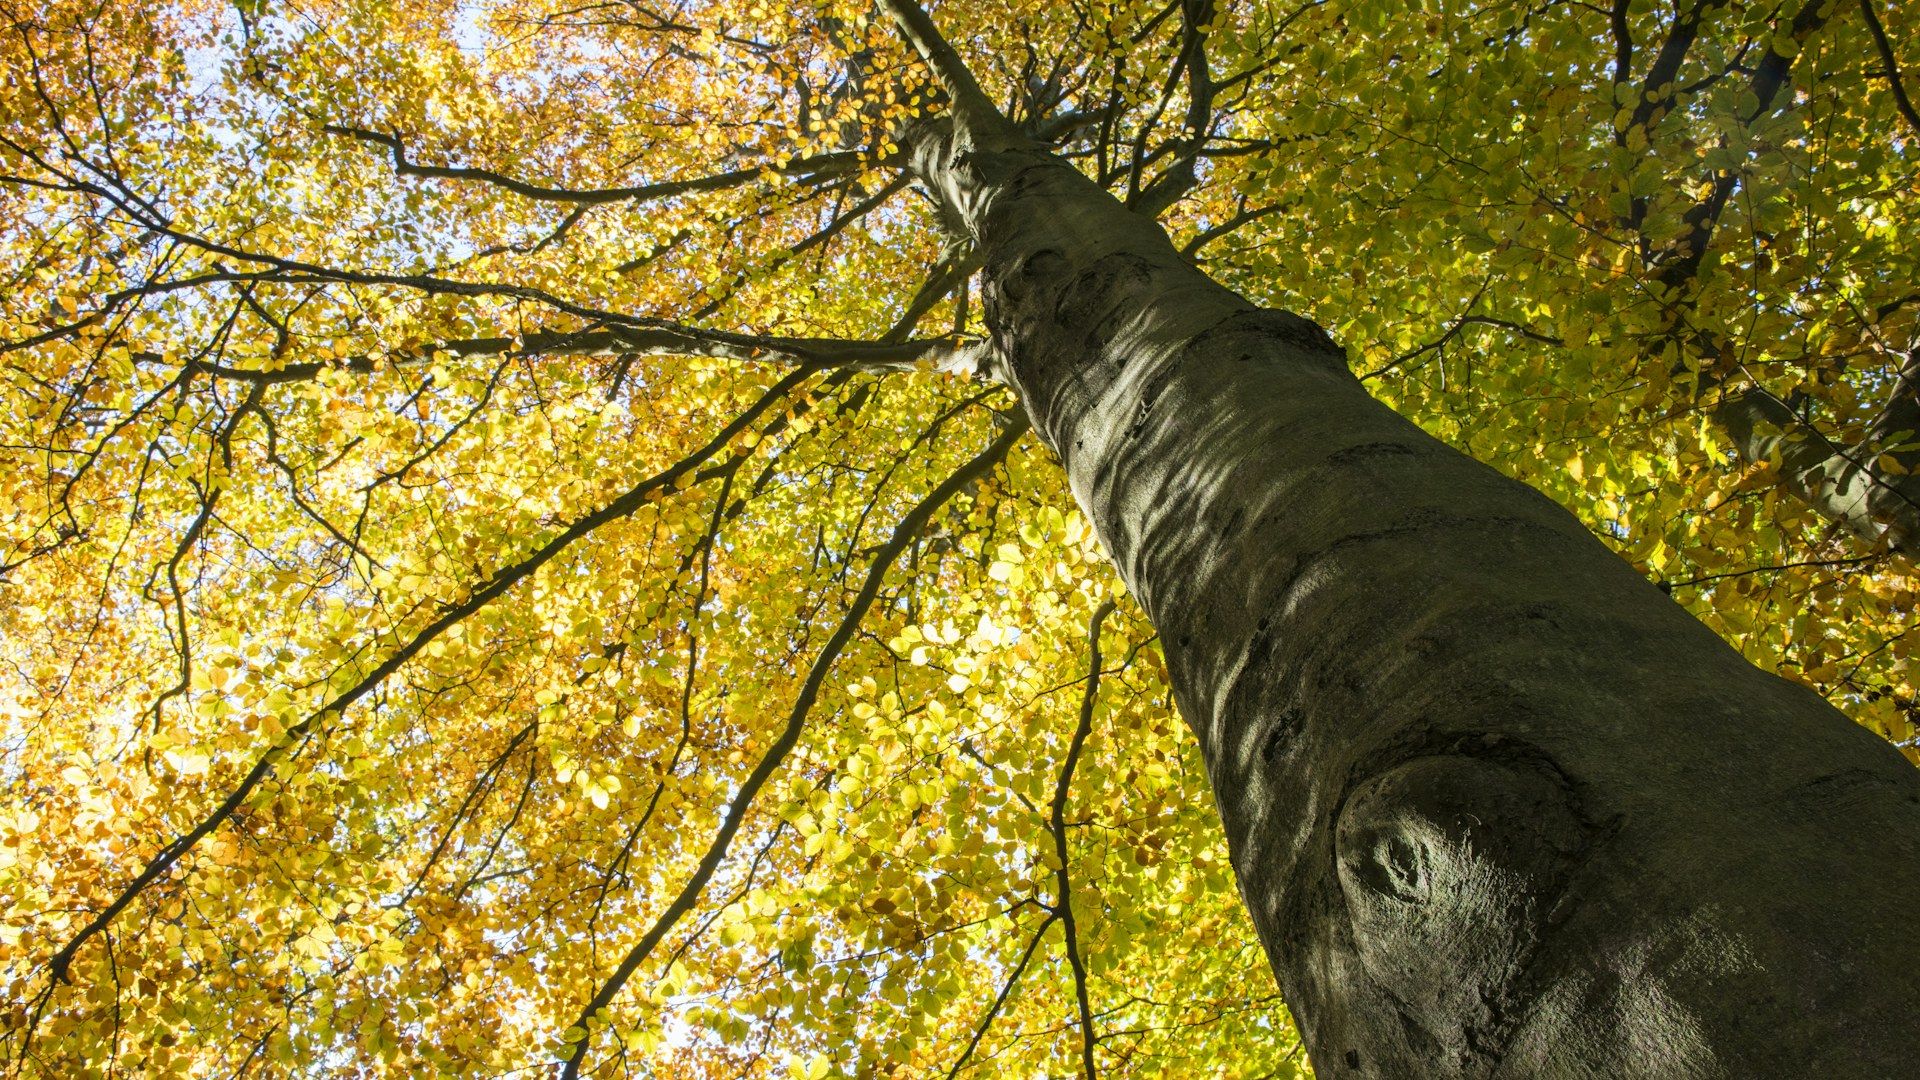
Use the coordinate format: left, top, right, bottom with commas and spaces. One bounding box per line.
1714, 380, 1920, 561
912, 129, 1920, 1078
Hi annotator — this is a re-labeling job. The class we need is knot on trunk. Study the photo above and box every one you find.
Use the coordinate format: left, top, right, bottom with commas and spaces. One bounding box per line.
1334, 753, 1587, 1065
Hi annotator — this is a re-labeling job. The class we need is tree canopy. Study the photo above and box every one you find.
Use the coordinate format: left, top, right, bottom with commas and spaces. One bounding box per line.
1, 0, 1916, 1075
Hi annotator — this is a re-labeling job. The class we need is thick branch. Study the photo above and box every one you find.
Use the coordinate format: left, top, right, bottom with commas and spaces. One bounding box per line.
324, 124, 861, 204
1714, 373, 1920, 557
1860, 0, 1920, 138
1603, 0, 1920, 553
878, 0, 1021, 146
171, 325, 993, 385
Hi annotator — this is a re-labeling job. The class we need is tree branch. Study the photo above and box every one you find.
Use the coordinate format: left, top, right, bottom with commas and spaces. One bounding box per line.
878, 0, 1021, 145
1590, 0, 1920, 554
1050, 598, 1116, 1080
165, 323, 992, 386
943, 911, 1059, 1079
556, 417, 1030, 1079
36, 367, 816, 997
323, 124, 862, 204
1713, 373, 1920, 558
1859, 0, 1920, 138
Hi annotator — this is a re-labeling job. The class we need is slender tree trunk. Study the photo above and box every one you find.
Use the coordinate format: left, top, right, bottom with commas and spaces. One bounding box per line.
914, 130, 1920, 1077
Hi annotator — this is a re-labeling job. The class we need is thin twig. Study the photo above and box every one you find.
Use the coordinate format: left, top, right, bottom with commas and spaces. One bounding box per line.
1050, 598, 1116, 1080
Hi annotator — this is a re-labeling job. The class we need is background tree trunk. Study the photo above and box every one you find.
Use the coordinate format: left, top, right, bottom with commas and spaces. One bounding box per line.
917, 131, 1920, 1078
1714, 376, 1920, 560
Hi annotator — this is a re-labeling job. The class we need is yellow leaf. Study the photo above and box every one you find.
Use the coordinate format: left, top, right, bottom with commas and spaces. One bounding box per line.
164, 749, 210, 776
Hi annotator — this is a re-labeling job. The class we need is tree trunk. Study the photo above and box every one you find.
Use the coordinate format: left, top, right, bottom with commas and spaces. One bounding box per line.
914, 131, 1920, 1077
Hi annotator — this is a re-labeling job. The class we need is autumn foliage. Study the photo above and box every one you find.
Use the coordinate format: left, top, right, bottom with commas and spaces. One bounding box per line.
1, 0, 1915, 1075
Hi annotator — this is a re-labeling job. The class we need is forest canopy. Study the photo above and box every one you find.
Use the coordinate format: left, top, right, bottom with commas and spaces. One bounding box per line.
1, 0, 1916, 1075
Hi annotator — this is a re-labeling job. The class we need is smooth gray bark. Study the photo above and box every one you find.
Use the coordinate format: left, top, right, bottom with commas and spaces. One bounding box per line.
911, 128, 1920, 1078
1714, 380, 1920, 560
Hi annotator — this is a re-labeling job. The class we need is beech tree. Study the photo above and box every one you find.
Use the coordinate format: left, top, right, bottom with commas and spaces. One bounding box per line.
3, 0, 1918, 1076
